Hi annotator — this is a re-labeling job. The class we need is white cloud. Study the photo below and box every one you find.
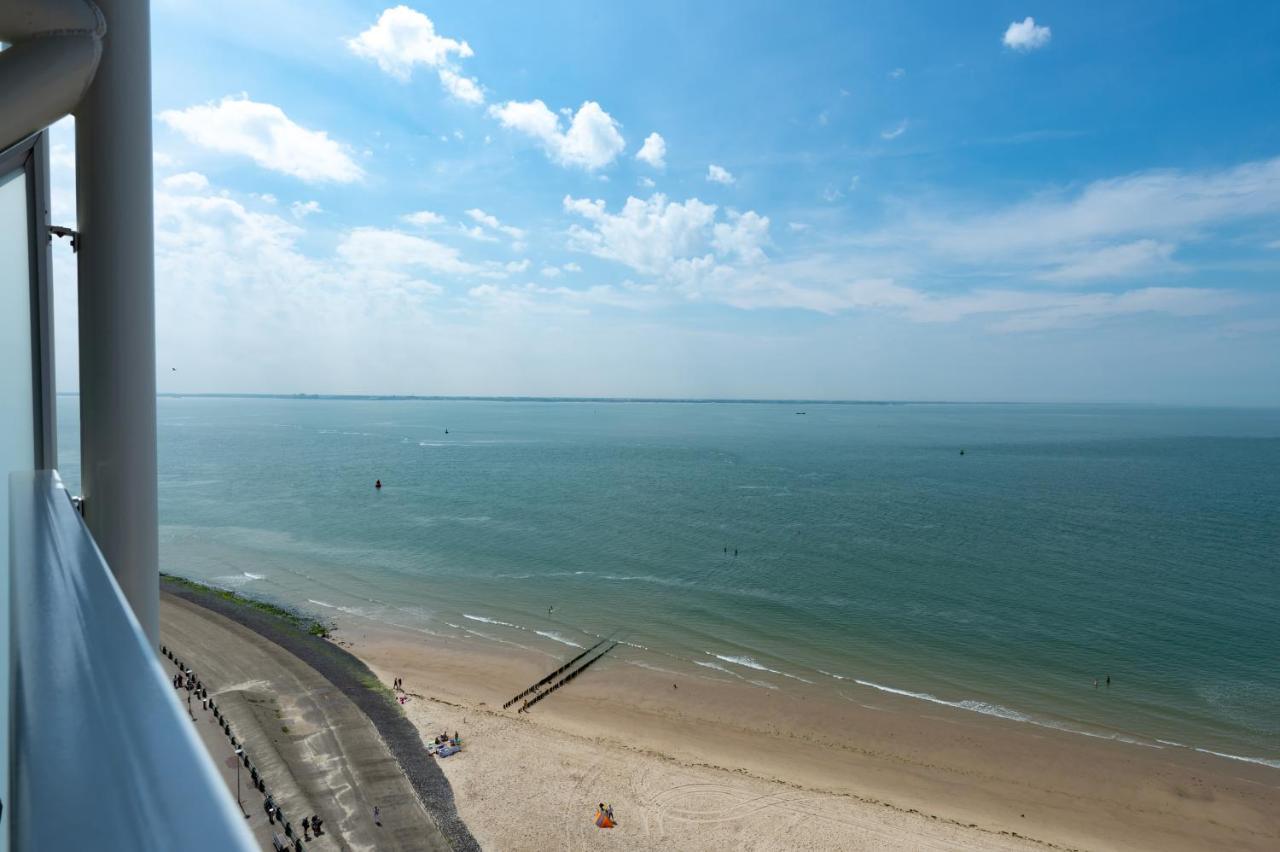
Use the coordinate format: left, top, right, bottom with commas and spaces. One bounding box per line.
161, 172, 209, 192
912, 155, 1280, 263
563, 192, 772, 284
348, 6, 484, 103
707, 164, 735, 185
665, 252, 1235, 329
489, 100, 625, 170
638, 176, 656, 188
563, 262, 582, 273
636, 132, 667, 169
337, 227, 476, 276
459, 225, 498, 242
115, 166, 1260, 403
540, 266, 562, 278
1038, 240, 1178, 283
1003, 17, 1051, 52
788, 222, 811, 232
465, 208, 525, 240
889, 68, 906, 80
160, 95, 363, 183
881, 120, 908, 140
823, 185, 844, 202
439, 69, 484, 105
347, 6, 473, 77
712, 211, 771, 264
565, 193, 719, 274
290, 200, 322, 219
402, 210, 445, 227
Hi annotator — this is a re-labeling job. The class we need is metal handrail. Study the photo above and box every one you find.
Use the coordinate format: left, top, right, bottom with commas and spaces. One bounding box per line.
8, 470, 255, 850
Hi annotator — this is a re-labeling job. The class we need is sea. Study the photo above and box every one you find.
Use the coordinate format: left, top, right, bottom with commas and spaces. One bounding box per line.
56, 396, 1280, 768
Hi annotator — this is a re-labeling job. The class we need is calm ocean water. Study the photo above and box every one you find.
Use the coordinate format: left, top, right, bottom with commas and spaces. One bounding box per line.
58, 397, 1280, 767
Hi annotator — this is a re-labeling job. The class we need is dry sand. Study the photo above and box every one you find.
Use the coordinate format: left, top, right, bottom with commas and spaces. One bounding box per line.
344, 618, 1279, 852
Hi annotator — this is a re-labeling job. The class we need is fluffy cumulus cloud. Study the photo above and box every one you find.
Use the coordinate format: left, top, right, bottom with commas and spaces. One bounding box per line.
348, 6, 484, 103
635, 132, 667, 169
706, 164, 735, 185
159, 95, 364, 183
712, 211, 771, 264
561, 191, 781, 313
489, 100, 625, 170
1003, 17, 1051, 52
564, 193, 720, 274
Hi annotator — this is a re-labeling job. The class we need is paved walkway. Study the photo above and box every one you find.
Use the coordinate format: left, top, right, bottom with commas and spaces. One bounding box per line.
161, 593, 450, 852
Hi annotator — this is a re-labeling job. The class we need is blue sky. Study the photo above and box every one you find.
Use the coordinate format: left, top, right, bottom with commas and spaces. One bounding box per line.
49, 1, 1280, 402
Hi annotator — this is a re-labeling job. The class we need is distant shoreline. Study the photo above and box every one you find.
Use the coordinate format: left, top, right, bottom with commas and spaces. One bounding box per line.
53, 391, 1258, 407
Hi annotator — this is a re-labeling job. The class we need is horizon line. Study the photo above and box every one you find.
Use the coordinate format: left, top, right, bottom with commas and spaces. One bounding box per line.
50, 392, 1275, 408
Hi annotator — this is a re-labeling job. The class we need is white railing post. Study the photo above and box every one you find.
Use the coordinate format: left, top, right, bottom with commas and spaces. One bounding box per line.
74, 0, 159, 642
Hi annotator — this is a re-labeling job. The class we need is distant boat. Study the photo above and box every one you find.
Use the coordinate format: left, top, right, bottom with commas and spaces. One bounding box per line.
795, 411, 806, 415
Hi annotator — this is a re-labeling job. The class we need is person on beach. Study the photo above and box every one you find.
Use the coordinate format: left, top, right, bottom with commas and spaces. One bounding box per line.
373, 805, 380, 825
1106, 674, 1111, 687
1093, 678, 1098, 688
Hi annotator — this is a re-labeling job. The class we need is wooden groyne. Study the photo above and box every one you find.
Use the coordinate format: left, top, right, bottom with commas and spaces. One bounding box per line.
502, 639, 609, 709
518, 642, 618, 713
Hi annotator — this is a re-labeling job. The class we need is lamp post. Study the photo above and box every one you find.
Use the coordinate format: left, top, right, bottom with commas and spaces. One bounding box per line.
233, 746, 245, 815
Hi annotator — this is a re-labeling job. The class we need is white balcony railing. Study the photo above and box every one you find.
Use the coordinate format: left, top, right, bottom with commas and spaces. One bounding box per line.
8, 470, 255, 851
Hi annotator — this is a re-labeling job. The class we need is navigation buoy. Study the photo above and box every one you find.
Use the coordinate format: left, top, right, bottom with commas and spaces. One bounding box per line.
375, 479, 382, 489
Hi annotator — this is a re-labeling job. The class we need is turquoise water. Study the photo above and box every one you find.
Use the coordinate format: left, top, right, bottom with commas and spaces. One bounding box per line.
57, 397, 1280, 766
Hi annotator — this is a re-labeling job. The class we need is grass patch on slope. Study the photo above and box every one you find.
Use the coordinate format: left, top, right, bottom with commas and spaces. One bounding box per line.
161, 573, 335, 639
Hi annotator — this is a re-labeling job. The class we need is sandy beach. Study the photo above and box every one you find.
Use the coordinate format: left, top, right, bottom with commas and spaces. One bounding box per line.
346, 617, 1278, 852
162, 582, 1278, 851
